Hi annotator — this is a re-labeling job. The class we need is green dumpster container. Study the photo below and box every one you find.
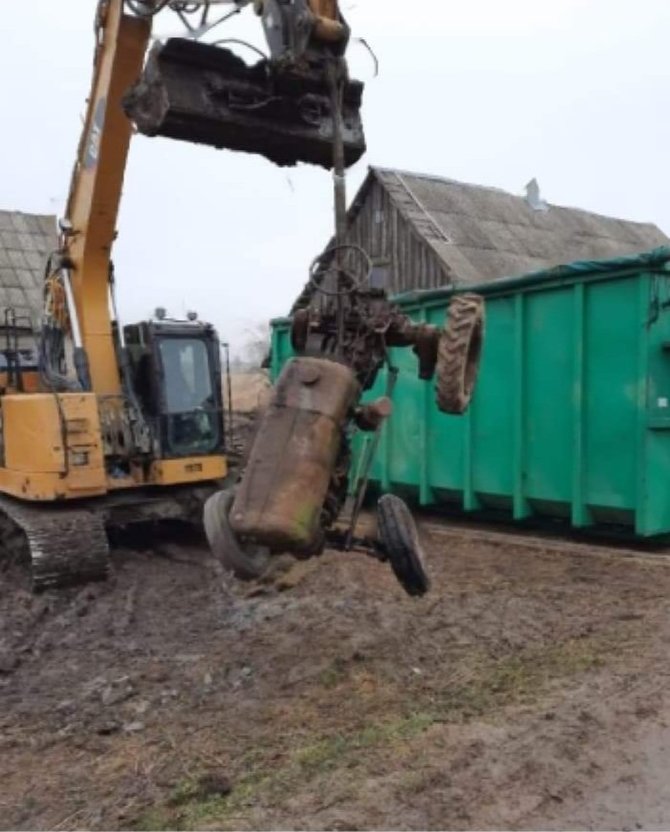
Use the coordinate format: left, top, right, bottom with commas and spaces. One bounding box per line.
271, 247, 670, 537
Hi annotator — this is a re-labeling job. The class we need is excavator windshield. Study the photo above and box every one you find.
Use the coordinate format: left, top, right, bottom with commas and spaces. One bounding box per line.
124, 320, 224, 460
160, 338, 213, 414
157, 335, 221, 457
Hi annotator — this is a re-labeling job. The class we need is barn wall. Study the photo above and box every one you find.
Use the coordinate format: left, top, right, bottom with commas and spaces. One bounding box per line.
319, 178, 452, 296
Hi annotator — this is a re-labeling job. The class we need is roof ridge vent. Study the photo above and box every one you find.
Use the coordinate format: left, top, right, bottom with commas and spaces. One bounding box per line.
525, 178, 549, 212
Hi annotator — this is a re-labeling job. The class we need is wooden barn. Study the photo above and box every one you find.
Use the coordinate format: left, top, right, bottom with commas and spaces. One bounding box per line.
307, 167, 668, 297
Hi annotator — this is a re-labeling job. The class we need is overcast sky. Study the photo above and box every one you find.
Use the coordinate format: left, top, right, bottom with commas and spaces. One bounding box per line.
3, 0, 669, 355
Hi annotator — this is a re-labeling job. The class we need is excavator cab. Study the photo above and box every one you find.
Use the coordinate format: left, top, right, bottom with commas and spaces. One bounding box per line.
124, 318, 225, 460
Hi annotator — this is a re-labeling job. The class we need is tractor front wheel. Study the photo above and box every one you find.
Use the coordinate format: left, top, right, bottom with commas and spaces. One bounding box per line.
203, 489, 271, 581
377, 494, 430, 597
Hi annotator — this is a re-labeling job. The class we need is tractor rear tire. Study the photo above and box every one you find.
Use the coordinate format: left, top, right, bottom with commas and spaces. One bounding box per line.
377, 494, 430, 597
436, 293, 484, 414
203, 489, 270, 581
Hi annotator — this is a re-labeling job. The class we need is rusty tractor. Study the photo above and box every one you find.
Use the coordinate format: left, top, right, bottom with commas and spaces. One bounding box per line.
204, 245, 484, 597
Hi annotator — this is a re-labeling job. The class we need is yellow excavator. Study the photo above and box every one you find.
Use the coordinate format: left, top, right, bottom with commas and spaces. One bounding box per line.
1, 0, 365, 590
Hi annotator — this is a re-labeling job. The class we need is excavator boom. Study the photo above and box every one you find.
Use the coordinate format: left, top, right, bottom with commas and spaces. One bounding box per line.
64, 2, 152, 394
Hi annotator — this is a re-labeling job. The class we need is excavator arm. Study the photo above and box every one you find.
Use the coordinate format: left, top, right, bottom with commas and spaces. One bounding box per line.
255, 0, 351, 59
131, 1, 351, 59
50, 0, 364, 397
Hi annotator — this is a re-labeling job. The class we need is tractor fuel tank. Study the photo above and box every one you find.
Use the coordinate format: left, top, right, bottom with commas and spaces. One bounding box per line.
123, 38, 366, 170
230, 357, 360, 552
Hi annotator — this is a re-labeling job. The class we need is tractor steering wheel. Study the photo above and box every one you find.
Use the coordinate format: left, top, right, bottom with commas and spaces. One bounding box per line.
308, 244, 373, 297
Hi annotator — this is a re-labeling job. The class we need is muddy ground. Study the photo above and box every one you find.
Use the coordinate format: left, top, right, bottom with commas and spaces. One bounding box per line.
2, 517, 670, 831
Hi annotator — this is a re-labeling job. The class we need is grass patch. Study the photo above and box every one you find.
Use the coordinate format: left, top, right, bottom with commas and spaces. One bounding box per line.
318, 656, 348, 689
133, 637, 603, 830
433, 638, 603, 719
294, 711, 436, 777
131, 714, 434, 830
134, 783, 251, 831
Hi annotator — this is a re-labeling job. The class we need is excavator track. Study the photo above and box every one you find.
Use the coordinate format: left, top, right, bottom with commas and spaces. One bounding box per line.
0, 496, 110, 592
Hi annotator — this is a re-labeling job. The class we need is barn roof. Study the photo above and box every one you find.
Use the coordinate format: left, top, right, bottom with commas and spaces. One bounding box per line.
350, 167, 669, 286
0, 211, 54, 332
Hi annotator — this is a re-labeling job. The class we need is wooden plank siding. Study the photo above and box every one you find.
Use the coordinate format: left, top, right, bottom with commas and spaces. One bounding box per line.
319, 178, 451, 297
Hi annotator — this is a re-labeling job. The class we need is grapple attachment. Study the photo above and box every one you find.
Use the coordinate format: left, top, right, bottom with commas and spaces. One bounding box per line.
123, 38, 366, 169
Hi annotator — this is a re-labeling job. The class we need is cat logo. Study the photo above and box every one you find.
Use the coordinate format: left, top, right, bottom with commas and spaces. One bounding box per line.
84, 98, 106, 169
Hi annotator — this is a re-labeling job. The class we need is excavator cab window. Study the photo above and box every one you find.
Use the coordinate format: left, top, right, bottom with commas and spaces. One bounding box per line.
158, 336, 219, 457
124, 320, 224, 459
160, 338, 212, 413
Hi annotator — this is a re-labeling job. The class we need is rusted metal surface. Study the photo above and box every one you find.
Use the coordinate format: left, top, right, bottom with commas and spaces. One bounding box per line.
230, 288, 449, 562
354, 396, 392, 432
123, 39, 366, 169
292, 285, 443, 388
229, 357, 360, 553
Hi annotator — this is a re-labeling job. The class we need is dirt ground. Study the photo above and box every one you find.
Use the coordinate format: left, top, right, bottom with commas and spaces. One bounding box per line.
3, 512, 670, 831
